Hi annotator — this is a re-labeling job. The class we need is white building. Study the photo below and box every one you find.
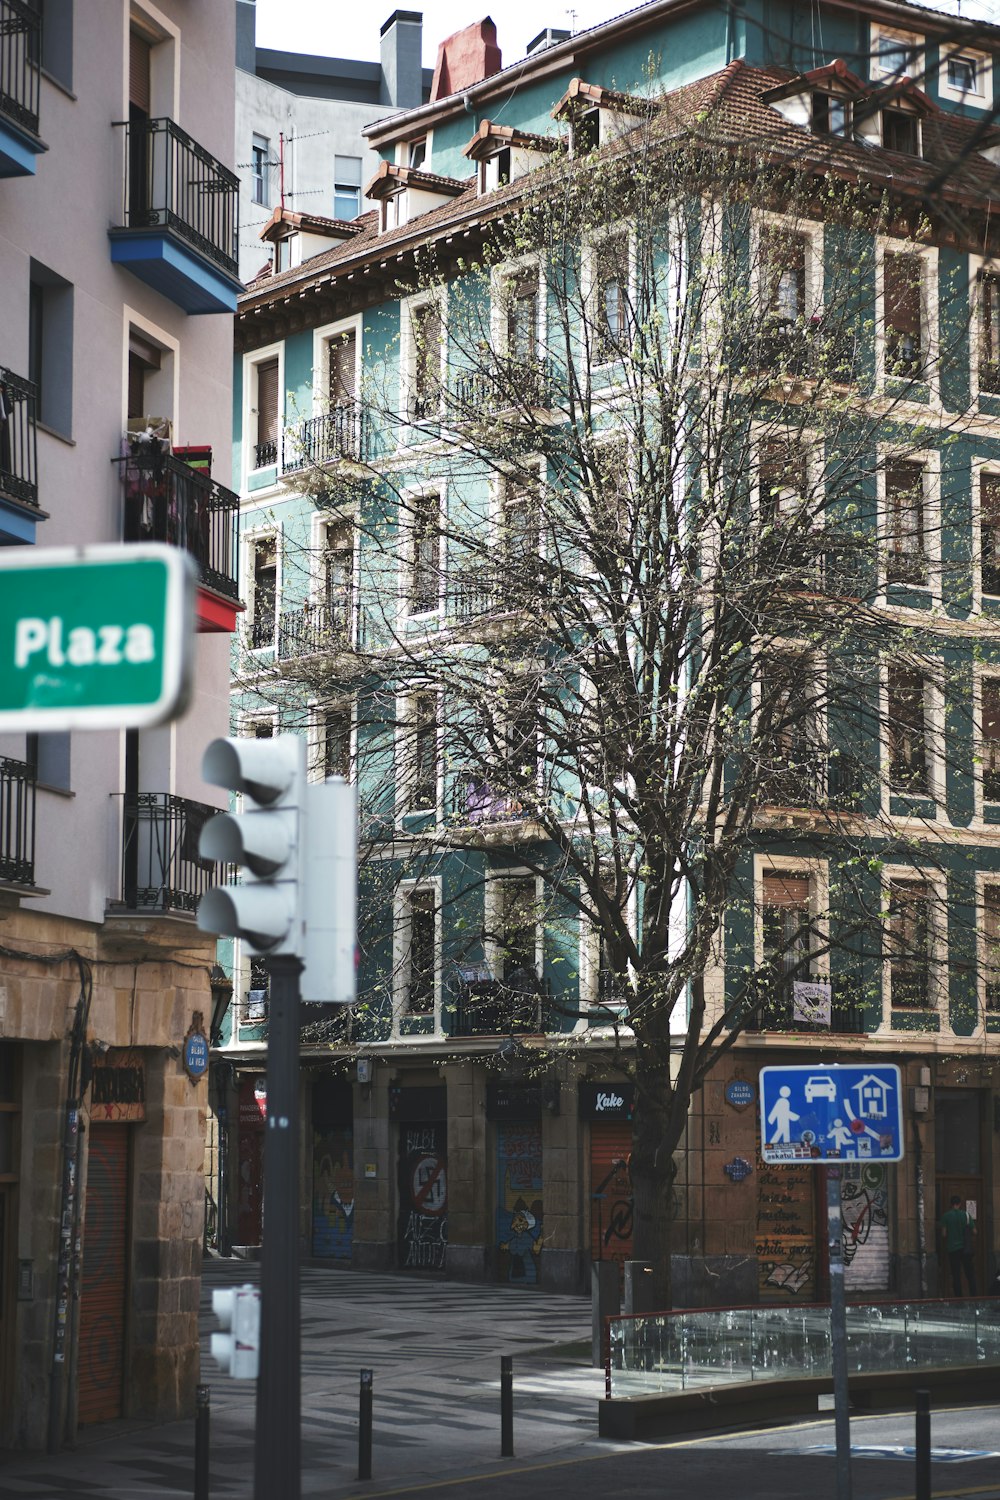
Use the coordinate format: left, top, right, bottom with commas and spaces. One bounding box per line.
235, 0, 432, 282
0, 0, 240, 1448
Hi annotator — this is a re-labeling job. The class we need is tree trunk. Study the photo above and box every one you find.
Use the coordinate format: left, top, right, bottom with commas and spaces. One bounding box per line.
629, 1021, 679, 1309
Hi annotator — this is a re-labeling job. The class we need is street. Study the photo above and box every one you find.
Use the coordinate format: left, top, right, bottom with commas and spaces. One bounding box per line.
0, 1263, 997, 1499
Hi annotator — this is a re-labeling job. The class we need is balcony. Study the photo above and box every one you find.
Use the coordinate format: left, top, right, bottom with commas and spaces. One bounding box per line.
118, 792, 224, 915
451, 357, 555, 417
282, 407, 366, 471
0, 755, 36, 888
0, 0, 45, 177
115, 442, 241, 631
449, 976, 543, 1037
0, 366, 40, 541
759, 753, 865, 812
743, 980, 866, 1034
755, 321, 855, 384
277, 600, 354, 662
108, 117, 241, 315
451, 775, 533, 828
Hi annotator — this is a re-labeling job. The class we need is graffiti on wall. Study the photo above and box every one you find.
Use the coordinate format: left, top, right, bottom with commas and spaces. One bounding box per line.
842, 1162, 891, 1291
398, 1123, 448, 1271
590, 1124, 634, 1283
756, 1146, 817, 1298
312, 1126, 354, 1258
496, 1122, 543, 1284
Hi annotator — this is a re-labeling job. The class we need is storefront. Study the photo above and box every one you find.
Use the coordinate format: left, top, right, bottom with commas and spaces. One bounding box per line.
392, 1085, 448, 1272
580, 1081, 634, 1286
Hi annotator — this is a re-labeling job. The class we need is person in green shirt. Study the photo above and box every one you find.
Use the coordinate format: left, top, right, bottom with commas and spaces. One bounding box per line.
941, 1195, 977, 1296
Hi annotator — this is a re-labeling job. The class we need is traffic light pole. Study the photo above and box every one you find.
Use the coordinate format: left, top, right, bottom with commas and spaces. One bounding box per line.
254, 953, 303, 1500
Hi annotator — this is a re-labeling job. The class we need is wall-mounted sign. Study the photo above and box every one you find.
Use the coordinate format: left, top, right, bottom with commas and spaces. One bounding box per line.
89, 1050, 146, 1122
725, 1156, 753, 1182
725, 1079, 756, 1111
578, 1081, 634, 1121
240, 1076, 267, 1124
183, 1013, 209, 1081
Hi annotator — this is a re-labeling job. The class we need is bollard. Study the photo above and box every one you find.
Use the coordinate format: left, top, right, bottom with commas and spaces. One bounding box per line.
194, 1384, 210, 1500
500, 1355, 514, 1458
591, 1261, 620, 1368
915, 1387, 931, 1500
358, 1368, 373, 1481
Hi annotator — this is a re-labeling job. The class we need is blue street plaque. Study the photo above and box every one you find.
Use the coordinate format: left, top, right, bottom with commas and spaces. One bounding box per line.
725, 1079, 756, 1109
759, 1064, 904, 1164
184, 1031, 209, 1080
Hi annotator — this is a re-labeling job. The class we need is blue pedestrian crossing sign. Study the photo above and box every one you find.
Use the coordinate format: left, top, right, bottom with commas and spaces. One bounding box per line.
759, 1064, 904, 1164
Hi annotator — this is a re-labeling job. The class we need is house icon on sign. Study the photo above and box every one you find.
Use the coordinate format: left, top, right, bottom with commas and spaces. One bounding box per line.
852, 1075, 890, 1119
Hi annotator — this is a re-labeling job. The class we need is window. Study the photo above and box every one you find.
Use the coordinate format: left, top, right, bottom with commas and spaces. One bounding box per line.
760, 872, 813, 1020
126, 327, 173, 429
983, 886, 1000, 1012
873, 28, 921, 79
334, 155, 362, 220
407, 138, 427, 170
886, 879, 932, 1008
321, 521, 353, 640
252, 356, 279, 468
981, 474, 1000, 595
491, 876, 541, 985
758, 439, 817, 584
500, 479, 539, 593
592, 234, 629, 362
885, 460, 928, 586
328, 331, 357, 408
29, 261, 73, 437
250, 538, 277, 649
409, 301, 443, 421
941, 48, 990, 104
982, 679, 1000, 802
758, 654, 823, 805
812, 93, 851, 136
251, 134, 271, 206
24, 732, 70, 792
322, 703, 352, 780
882, 108, 919, 156
758, 228, 811, 372
479, 145, 511, 192
406, 493, 440, 616
979, 273, 1000, 395
887, 668, 929, 794
506, 273, 538, 364
948, 55, 978, 93
245, 957, 269, 1024
27, 0, 73, 89
883, 252, 924, 378
572, 107, 600, 154
403, 692, 437, 813
248, 718, 274, 739
402, 887, 437, 1015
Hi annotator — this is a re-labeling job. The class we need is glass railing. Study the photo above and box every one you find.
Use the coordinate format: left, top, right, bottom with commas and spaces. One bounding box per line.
607, 1299, 1000, 1397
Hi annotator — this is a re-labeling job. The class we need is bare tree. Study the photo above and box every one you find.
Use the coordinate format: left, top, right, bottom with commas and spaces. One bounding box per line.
241, 91, 990, 1302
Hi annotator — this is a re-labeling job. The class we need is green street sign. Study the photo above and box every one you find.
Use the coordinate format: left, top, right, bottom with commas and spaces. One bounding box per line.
0, 544, 197, 731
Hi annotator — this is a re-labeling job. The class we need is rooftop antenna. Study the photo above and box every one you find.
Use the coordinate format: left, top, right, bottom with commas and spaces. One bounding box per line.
567, 7, 578, 34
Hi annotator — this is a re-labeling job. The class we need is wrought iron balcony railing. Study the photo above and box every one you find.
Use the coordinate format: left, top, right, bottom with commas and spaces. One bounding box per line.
118, 792, 226, 914
282, 406, 366, 471
755, 322, 856, 383
114, 116, 239, 277
452, 356, 555, 415
743, 979, 866, 1034
277, 600, 354, 661
449, 975, 544, 1037
0, 365, 37, 509
115, 442, 240, 601
451, 775, 532, 827
253, 437, 278, 471
0, 0, 41, 138
0, 755, 36, 886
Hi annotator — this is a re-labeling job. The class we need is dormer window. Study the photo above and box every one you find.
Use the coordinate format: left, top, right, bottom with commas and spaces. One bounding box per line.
462, 120, 563, 197
551, 79, 649, 157
366, 161, 466, 236
479, 146, 510, 193
811, 93, 851, 137
882, 107, 919, 155
574, 108, 600, 154
941, 46, 992, 105
408, 137, 427, 170
948, 54, 978, 93
873, 27, 922, 80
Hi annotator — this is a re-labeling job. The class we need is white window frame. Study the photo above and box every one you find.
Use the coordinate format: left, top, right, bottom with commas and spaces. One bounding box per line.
880, 658, 945, 812
752, 639, 829, 799
243, 341, 284, 488
484, 868, 544, 985
394, 688, 440, 822
751, 423, 826, 585
397, 484, 444, 624
581, 222, 636, 369
491, 253, 546, 364
881, 864, 947, 1024
940, 45, 991, 106
752, 212, 825, 328
976, 870, 1000, 1032
308, 695, 355, 783
753, 853, 830, 979
243, 524, 281, 655
578, 877, 637, 1023
400, 289, 447, 435
876, 445, 941, 601
875, 239, 939, 400
870, 23, 924, 82
971, 659, 1000, 821
311, 314, 363, 418
970, 454, 1000, 608
969, 256, 1000, 407
393, 878, 442, 1029
489, 456, 546, 582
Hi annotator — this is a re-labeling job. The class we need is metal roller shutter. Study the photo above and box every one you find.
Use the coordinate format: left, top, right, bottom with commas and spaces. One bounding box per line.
77, 1125, 129, 1424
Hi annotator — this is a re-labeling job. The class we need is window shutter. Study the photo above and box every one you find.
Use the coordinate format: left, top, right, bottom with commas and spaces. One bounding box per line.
329, 333, 356, 405
762, 873, 810, 907
884, 254, 921, 335
129, 30, 152, 113
255, 358, 279, 446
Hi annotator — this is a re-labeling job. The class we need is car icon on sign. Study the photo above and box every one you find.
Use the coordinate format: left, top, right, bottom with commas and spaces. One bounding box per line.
804, 1075, 838, 1103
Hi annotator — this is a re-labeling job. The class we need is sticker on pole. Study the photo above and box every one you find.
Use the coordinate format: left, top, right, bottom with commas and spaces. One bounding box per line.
759, 1064, 904, 1164
0, 544, 196, 731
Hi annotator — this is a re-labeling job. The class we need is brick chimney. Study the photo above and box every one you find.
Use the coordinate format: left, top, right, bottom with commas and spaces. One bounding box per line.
430, 17, 501, 102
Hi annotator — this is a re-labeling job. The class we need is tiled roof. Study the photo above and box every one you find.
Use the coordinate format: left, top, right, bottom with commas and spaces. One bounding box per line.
462, 119, 565, 161
552, 76, 657, 120
240, 58, 1000, 319
364, 160, 469, 201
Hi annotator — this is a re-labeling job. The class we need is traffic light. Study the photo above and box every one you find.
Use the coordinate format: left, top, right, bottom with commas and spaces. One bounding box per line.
197, 734, 357, 1004
198, 734, 306, 956
209, 1284, 260, 1379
